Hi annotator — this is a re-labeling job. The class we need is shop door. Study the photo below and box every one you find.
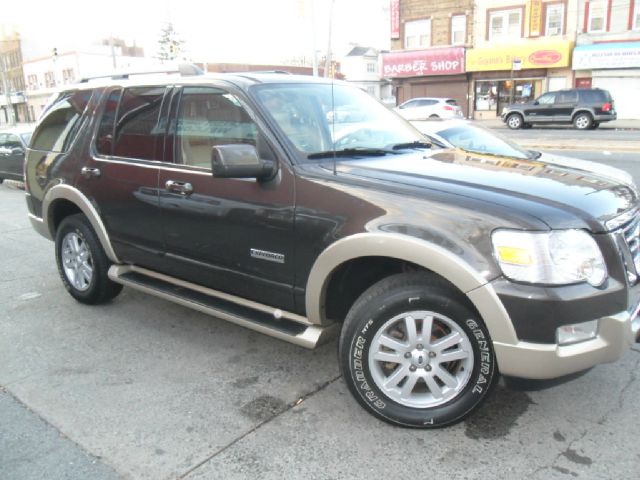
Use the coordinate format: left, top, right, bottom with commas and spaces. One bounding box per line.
593, 77, 640, 120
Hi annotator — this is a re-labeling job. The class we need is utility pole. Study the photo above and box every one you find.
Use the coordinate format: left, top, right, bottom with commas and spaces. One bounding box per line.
0, 52, 16, 126
323, 0, 335, 77
310, 0, 318, 76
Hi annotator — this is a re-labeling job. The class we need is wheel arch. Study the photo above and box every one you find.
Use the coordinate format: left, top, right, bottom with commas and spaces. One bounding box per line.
571, 109, 594, 121
43, 184, 120, 263
305, 232, 518, 344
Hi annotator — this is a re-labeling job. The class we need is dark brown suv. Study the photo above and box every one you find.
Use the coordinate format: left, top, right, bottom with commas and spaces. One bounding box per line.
25, 68, 640, 428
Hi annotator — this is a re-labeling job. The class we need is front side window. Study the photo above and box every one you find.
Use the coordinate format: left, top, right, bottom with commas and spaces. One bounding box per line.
588, 1, 606, 32
96, 89, 122, 156
451, 15, 466, 44
537, 92, 556, 104
1, 134, 22, 149
30, 89, 93, 152
405, 19, 431, 48
175, 87, 258, 169
545, 3, 564, 36
489, 8, 522, 40
112, 86, 165, 160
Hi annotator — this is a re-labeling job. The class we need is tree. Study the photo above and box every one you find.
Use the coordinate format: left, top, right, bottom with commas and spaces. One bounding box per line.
157, 22, 184, 61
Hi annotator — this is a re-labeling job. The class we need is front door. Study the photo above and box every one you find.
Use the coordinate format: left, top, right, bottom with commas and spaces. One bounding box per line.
158, 86, 296, 310
523, 91, 556, 122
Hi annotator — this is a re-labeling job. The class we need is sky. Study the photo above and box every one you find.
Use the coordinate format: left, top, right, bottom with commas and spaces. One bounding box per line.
5, 0, 390, 64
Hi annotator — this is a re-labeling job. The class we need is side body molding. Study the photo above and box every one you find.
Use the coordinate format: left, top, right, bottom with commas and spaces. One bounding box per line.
41, 184, 120, 264
305, 232, 519, 345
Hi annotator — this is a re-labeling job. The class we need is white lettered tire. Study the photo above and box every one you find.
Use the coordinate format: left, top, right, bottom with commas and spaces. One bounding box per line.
338, 272, 497, 428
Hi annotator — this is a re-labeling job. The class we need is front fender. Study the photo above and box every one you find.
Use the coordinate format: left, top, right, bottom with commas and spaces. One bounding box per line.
305, 232, 518, 344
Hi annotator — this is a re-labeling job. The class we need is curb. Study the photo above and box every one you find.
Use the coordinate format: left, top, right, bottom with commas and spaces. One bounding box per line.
518, 143, 640, 152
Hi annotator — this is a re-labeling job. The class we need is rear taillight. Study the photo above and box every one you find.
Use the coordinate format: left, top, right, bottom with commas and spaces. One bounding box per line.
444, 105, 454, 111
602, 102, 612, 112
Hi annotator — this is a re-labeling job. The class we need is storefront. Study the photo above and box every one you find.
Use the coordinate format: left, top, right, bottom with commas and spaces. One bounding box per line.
381, 47, 470, 117
573, 42, 640, 120
466, 41, 573, 119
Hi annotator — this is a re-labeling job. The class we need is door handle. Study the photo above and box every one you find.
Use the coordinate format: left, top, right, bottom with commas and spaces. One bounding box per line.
80, 166, 101, 178
165, 180, 193, 195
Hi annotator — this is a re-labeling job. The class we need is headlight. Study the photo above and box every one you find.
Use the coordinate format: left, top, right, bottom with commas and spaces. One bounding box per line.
492, 229, 607, 286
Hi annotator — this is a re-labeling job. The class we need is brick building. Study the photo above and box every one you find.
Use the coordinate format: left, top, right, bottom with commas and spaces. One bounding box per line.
382, 0, 475, 117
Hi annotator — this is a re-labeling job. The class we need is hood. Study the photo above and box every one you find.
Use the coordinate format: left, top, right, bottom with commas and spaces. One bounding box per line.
325, 149, 637, 232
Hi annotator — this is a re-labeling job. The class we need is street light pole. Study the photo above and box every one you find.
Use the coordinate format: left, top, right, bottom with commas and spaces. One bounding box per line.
0, 53, 16, 126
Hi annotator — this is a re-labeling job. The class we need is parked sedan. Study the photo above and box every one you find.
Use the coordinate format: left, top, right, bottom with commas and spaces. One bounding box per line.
411, 119, 634, 185
394, 97, 463, 120
0, 127, 32, 183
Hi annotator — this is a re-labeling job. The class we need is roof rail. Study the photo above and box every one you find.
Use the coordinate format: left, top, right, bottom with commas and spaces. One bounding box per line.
79, 63, 204, 83
230, 70, 293, 75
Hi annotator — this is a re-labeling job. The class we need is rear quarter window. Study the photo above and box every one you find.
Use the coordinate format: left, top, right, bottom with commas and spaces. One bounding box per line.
30, 90, 93, 152
579, 90, 609, 104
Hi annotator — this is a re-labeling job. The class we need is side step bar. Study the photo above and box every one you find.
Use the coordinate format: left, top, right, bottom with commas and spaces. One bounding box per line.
108, 265, 338, 349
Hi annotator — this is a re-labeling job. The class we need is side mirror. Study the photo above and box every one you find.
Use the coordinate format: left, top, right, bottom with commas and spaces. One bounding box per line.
211, 144, 276, 180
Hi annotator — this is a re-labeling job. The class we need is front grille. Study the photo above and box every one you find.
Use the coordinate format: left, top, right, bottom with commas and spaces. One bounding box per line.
619, 212, 640, 278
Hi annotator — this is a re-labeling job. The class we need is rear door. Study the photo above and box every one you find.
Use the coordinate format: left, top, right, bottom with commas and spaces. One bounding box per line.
158, 85, 296, 310
76, 86, 169, 270
552, 90, 578, 122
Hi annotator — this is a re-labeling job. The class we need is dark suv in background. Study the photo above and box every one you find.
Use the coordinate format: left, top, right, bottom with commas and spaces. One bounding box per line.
24, 69, 639, 428
502, 88, 616, 130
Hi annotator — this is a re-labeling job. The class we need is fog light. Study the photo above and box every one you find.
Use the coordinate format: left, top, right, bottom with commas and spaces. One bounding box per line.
556, 320, 599, 345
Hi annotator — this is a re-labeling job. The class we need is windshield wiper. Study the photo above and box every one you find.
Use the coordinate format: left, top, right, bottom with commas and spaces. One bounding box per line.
390, 141, 432, 150
307, 147, 398, 160
529, 150, 542, 159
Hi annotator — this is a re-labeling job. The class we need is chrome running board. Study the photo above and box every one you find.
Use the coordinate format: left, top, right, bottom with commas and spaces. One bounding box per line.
108, 265, 338, 349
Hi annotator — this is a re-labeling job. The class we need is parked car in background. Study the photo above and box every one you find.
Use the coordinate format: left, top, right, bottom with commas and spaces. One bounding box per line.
501, 88, 616, 130
0, 127, 32, 183
394, 97, 463, 120
412, 119, 634, 187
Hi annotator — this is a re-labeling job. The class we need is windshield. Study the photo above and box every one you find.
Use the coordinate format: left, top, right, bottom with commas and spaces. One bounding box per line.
252, 83, 425, 158
436, 124, 533, 160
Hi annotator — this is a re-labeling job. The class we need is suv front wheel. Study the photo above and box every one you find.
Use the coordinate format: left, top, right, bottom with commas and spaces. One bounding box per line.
573, 112, 593, 130
339, 272, 497, 428
506, 113, 523, 130
55, 214, 123, 304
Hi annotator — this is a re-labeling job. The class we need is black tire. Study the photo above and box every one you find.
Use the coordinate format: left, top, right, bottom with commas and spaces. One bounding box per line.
506, 113, 523, 129
429, 114, 440, 119
573, 112, 593, 130
55, 213, 122, 304
522, 123, 533, 129
591, 122, 600, 130
339, 272, 498, 428
0, 178, 4, 184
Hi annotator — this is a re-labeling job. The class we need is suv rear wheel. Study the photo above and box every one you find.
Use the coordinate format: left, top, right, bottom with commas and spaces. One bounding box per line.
506, 113, 523, 130
55, 214, 123, 304
573, 112, 593, 130
339, 272, 497, 428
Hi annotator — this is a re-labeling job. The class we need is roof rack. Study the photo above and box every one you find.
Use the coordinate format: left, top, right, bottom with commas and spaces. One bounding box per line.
79, 63, 204, 83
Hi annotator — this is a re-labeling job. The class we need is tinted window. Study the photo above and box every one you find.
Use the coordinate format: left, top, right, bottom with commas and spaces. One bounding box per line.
113, 86, 165, 160
445, 99, 458, 105
176, 87, 258, 168
30, 90, 92, 152
555, 91, 578, 103
96, 89, 122, 156
580, 89, 609, 103
2, 134, 21, 148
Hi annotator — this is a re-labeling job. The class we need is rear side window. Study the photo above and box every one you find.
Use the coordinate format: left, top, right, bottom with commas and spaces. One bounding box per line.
112, 87, 166, 160
580, 89, 609, 104
30, 90, 93, 152
96, 89, 122, 156
445, 99, 458, 105
555, 91, 578, 103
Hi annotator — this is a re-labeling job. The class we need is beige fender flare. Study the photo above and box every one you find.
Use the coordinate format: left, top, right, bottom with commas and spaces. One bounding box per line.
304, 232, 518, 345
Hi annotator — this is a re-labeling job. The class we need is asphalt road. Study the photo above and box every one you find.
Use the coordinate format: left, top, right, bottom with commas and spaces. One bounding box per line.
1, 148, 640, 480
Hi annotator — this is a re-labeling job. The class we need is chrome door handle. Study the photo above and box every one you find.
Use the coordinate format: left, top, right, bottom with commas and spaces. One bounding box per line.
165, 180, 193, 195
80, 166, 101, 178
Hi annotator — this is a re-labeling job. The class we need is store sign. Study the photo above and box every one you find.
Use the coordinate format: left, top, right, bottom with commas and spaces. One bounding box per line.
382, 48, 465, 77
573, 42, 640, 70
529, 0, 543, 37
466, 41, 572, 71
390, 0, 400, 39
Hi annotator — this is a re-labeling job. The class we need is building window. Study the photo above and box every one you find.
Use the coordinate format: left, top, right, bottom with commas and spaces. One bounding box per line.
366, 86, 376, 96
62, 68, 75, 84
451, 14, 466, 44
545, 3, 564, 36
366, 62, 377, 73
588, 1, 606, 32
27, 74, 38, 90
489, 8, 522, 40
44, 71, 56, 88
404, 19, 431, 48
634, 0, 640, 30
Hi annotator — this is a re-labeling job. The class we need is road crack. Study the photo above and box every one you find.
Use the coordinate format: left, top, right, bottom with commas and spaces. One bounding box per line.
177, 374, 342, 479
